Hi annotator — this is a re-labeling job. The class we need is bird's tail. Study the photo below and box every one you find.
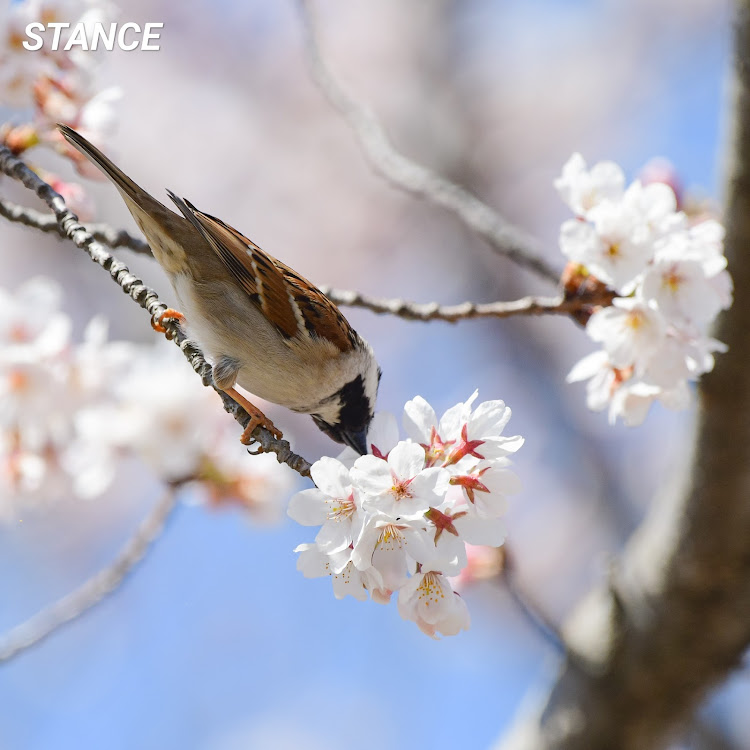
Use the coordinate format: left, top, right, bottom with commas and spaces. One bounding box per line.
58, 125, 160, 212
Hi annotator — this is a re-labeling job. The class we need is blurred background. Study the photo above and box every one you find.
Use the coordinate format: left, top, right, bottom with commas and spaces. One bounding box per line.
0, 0, 742, 748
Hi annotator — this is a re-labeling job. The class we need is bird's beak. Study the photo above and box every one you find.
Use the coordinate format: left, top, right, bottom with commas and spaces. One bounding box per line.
342, 428, 369, 456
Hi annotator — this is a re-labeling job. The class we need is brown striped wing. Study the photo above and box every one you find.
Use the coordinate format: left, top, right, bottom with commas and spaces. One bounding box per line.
190, 209, 356, 353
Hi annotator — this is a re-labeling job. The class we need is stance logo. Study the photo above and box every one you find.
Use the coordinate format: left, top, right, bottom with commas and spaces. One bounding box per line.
23, 22, 164, 51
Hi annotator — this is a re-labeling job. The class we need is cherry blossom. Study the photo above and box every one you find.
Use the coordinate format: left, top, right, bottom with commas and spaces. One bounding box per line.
621, 179, 686, 241
586, 298, 666, 371
555, 152, 625, 218
294, 544, 384, 602
403, 391, 524, 465
287, 457, 361, 554
397, 569, 470, 639
567, 350, 623, 414
560, 205, 653, 294
351, 512, 432, 593
351, 442, 449, 517
289, 392, 523, 637
608, 380, 680, 427
0, 277, 293, 523
559, 154, 732, 425
0, 2, 51, 108
641, 227, 733, 327
447, 462, 521, 520
105, 346, 223, 482
2, 0, 121, 172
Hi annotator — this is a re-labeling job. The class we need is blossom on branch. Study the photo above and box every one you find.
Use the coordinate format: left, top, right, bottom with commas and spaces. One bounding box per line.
1, 0, 121, 168
559, 154, 732, 425
0, 277, 293, 522
289, 393, 524, 638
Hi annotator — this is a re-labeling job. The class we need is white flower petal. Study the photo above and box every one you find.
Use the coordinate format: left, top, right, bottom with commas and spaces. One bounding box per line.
559, 218, 602, 267
332, 562, 369, 601
315, 519, 352, 555
367, 411, 400, 455
286, 488, 330, 526
387, 442, 426, 480
402, 396, 437, 443
567, 350, 610, 383
295, 544, 331, 578
310, 456, 351, 499
351, 454, 392, 496
468, 400, 510, 437
455, 515, 506, 547
439, 394, 475, 440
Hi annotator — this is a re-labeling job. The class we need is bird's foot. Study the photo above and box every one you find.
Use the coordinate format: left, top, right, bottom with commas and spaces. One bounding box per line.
223, 387, 283, 446
151, 308, 185, 336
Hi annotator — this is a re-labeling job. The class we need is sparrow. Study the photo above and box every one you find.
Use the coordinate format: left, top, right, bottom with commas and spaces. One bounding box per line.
58, 125, 380, 455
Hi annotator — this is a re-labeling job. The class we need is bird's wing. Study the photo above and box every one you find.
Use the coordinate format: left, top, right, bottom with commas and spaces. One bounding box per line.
167, 193, 356, 353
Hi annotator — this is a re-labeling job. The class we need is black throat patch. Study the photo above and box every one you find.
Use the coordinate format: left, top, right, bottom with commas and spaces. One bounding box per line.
337, 374, 370, 431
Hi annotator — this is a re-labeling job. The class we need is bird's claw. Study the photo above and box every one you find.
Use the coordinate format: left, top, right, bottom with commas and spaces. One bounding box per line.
151, 308, 185, 337
240, 411, 283, 447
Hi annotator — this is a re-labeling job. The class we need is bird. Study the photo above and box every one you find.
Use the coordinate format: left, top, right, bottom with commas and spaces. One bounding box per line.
58, 125, 380, 455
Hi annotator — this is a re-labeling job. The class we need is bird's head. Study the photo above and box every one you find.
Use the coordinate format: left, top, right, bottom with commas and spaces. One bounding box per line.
310, 343, 381, 456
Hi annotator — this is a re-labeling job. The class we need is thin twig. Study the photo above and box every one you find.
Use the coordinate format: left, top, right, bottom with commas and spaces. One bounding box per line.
320, 286, 578, 322
0, 193, 151, 253
296, 0, 561, 285
0, 192, 586, 324
0, 146, 312, 478
0, 485, 179, 662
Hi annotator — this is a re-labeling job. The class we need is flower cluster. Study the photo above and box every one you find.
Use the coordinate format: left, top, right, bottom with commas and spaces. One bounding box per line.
1, 0, 121, 217
289, 393, 523, 638
0, 277, 293, 521
557, 153, 732, 425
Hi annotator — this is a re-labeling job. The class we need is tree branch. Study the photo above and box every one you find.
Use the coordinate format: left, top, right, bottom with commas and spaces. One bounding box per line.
319, 286, 578, 322
0, 484, 180, 662
497, 3, 750, 748
0, 147, 312, 478
0, 192, 591, 324
0, 193, 152, 254
296, 0, 561, 285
